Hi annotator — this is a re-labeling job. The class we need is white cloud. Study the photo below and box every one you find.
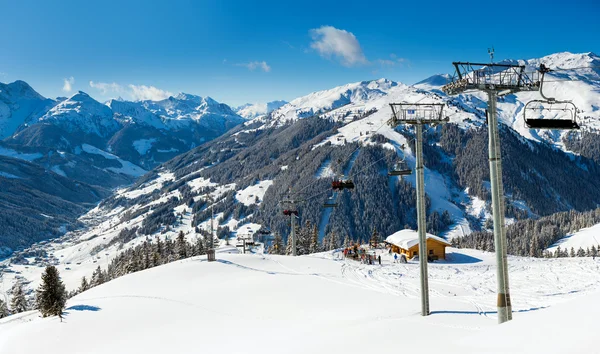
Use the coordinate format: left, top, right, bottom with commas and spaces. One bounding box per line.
236, 61, 271, 72
89, 81, 123, 95
62, 77, 75, 93
128, 84, 173, 101
376, 54, 410, 68
309, 26, 368, 67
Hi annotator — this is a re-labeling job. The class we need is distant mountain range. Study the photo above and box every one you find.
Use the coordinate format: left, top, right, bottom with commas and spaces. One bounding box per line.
235, 100, 288, 119
2, 51, 600, 264
0, 83, 252, 251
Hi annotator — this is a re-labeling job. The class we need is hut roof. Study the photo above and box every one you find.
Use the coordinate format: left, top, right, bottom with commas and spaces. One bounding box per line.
385, 229, 450, 250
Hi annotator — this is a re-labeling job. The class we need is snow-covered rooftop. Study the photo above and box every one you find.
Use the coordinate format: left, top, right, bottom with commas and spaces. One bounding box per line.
385, 229, 451, 249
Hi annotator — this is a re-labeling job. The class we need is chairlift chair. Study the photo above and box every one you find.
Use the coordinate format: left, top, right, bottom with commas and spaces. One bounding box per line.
388, 168, 412, 177
331, 180, 354, 191
524, 65, 580, 130
323, 195, 338, 208
524, 100, 579, 130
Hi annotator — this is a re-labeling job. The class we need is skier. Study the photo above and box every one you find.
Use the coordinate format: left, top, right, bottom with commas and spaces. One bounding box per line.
393, 253, 398, 263
378, 255, 381, 265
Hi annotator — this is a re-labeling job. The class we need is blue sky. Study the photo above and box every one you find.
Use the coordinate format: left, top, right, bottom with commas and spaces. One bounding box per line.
1, 0, 598, 106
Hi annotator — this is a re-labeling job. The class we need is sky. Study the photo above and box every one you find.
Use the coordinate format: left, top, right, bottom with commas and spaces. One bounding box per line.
1, 0, 598, 107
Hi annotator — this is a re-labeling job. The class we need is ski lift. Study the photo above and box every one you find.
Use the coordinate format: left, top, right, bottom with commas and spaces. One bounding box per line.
323, 195, 338, 208
524, 64, 580, 130
388, 146, 411, 176
388, 165, 412, 177
283, 209, 298, 216
332, 180, 354, 191
524, 100, 579, 129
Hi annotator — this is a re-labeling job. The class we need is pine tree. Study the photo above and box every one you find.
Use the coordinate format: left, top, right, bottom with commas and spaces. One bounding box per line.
36, 266, 67, 318
309, 224, 319, 254
90, 266, 106, 287
327, 231, 339, 251
591, 245, 597, 257
570, 247, 576, 257
194, 237, 206, 256
79, 276, 89, 293
176, 231, 188, 259
529, 236, 539, 257
0, 299, 9, 318
577, 247, 586, 257
10, 282, 27, 314
369, 228, 380, 248
343, 235, 350, 248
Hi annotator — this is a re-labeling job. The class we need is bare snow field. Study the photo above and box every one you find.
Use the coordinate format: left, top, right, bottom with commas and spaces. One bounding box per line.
1, 247, 599, 354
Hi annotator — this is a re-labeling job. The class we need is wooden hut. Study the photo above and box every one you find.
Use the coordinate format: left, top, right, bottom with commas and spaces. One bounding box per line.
385, 229, 450, 261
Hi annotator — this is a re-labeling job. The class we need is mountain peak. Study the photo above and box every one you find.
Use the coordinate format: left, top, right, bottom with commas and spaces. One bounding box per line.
3, 80, 45, 100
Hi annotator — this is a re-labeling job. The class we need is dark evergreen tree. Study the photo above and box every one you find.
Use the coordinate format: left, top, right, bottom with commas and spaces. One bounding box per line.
10, 282, 27, 314
78, 276, 90, 293
36, 266, 67, 318
309, 224, 319, 254
176, 231, 188, 259
90, 266, 106, 287
0, 299, 9, 318
369, 228, 380, 248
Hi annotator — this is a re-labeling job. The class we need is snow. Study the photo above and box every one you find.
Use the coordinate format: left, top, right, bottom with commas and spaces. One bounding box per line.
81, 144, 146, 177
235, 100, 287, 119
186, 176, 217, 192
3, 248, 600, 354
547, 223, 600, 252
0, 146, 43, 161
0, 171, 20, 179
314, 158, 334, 178
50, 165, 66, 177
38, 91, 119, 137
385, 229, 451, 249
132, 138, 157, 155
235, 180, 273, 206
118, 171, 175, 199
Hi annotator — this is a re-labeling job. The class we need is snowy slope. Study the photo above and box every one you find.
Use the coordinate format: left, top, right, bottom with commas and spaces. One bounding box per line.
37, 91, 120, 137
546, 223, 600, 252
0, 80, 55, 139
267, 78, 399, 125
139, 93, 244, 129
2, 249, 600, 354
235, 100, 288, 119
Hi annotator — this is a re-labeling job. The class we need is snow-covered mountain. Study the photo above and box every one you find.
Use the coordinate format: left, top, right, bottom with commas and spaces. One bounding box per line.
0, 83, 247, 252
0, 80, 55, 139
2, 85, 246, 181
2, 51, 600, 291
37, 91, 121, 137
266, 78, 399, 126
235, 100, 288, 119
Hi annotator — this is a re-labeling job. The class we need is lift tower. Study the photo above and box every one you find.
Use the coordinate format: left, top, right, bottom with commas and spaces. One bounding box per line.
388, 103, 448, 316
282, 198, 299, 256
442, 62, 541, 324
